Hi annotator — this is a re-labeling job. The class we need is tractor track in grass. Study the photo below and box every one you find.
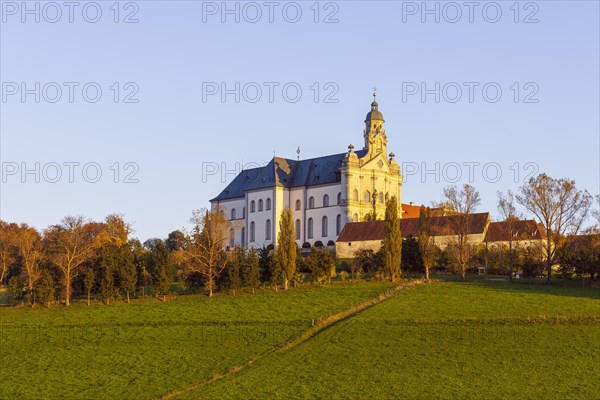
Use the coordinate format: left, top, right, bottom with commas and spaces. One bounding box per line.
157, 280, 422, 400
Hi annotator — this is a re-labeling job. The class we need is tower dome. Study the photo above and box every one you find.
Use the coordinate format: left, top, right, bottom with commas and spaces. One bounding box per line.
365, 92, 384, 122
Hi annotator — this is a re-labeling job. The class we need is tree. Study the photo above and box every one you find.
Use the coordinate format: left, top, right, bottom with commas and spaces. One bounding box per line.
166, 230, 187, 252
14, 224, 44, 305
307, 248, 336, 284
242, 248, 260, 294
0, 221, 18, 285
277, 208, 297, 290
35, 269, 55, 307
119, 242, 137, 303
418, 206, 437, 282
45, 216, 103, 306
151, 240, 171, 301
270, 248, 282, 291
517, 173, 592, 283
495, 190, 525, 281
442, 184, 481, 281
83, 267, 95, 306
402, 236, 422, 277
174, 209, 230, 298
383, 196, 402, 282
226, 246, 243, 295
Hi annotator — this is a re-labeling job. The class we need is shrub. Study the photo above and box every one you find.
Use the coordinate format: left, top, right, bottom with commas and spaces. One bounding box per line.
339, 271, 349, 282
302, 242, 311, 249
327, 240, 335, 247
314, 241, 323, 248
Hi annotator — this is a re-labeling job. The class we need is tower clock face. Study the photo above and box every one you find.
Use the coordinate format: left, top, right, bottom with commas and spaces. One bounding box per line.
377, 160, 384, 168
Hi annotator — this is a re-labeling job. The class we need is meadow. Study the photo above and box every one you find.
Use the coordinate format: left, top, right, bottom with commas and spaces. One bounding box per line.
179, 282, 600, 399
0, 282, 393, 399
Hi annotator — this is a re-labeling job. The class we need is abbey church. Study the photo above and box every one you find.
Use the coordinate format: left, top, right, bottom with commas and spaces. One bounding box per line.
210, 94, 404, 249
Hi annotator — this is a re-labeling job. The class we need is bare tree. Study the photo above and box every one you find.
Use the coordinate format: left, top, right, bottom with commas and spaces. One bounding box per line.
45, 216, 103, 306
14, 224, 44, 305
496, 190, 524, 281
277, 207, 297, 290
418, 206, 436, 283
517, 173, 592, 283
442, 184, 481, 281
174, 209, 230, 298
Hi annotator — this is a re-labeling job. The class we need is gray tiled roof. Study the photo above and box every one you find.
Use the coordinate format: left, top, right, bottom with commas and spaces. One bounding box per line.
211, 150, 367, 202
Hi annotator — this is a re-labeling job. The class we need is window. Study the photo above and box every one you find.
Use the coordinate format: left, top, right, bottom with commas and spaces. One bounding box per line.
336, 214, 341, 235
250, 201, 255, 213
322, 216, 328, 237
265, 219, 271, 240
258, 199, 263, 211
231, 208, 236, 220
364, 191, 371, 203
337, 192, 341, 205
266, 198, 271, 210
295, 219, 301, 240
295, 199, 301, 210
308, 196, 315, 209
250, 222, 255, 242
323, 194, 329, 207
241, 227, 245, 247
353, 189, 359, 201
353, 213, 358, 222
379, 192, 384, 204
229, 229, 235, 248
307, 218, 313, 239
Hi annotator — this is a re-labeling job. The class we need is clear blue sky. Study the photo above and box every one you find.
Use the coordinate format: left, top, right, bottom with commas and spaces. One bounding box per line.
1, 1, 599, 241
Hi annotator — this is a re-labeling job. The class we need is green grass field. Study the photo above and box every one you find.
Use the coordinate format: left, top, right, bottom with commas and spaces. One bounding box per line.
1, 281, 598, 399
179, 282, 600, 400
0, 282, 393, 399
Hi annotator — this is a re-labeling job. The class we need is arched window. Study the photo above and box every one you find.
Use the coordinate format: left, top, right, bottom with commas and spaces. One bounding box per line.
336, 214, 342, 235
266, 198, 271, 211
308, 196, 315, 209
323, 194, 329, 207
307, 218, 313, 239
250, 201, 255, 213
258, 199, 263, 211
295, 199, 301, 210
229, 229, 235, 248
322, 216, 328, 237
379, 192, 384, 204
231, 208, 236, 220
295, 219, 301, 240
265, 219, 271, 241
250, 221, 255, 242
364, 191, 371, 203
353, 213, 358, 222
353, 189, 359, 201
241, 227, 245, 247
337, 192, 341, 205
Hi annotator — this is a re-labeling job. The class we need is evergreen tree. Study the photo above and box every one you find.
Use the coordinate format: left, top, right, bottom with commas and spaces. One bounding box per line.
242, 248, 260, 294
152, 241, 171, 301
226, 246, 243, 295
35, 269, 55, 307
277, 208, 297, 290
270, 248, 282, 291
383, 196, 402, 281
83, 267, 95, 306
119, 243, 137, 303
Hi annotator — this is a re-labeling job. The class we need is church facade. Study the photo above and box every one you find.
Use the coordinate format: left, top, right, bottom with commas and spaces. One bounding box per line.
210, 95, 403, 249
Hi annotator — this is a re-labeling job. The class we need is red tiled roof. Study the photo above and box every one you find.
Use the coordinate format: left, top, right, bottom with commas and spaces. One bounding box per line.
337, 213, 490, 242
484, 220, 546, 242
401, 203, 422, 219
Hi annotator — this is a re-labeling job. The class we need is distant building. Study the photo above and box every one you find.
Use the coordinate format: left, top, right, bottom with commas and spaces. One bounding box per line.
483, 220, 546, 251
336, 213, 490, 258
210, 94, 403, 249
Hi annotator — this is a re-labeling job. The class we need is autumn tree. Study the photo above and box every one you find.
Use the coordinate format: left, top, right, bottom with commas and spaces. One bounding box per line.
14, 224, 44, 305
442, 184, 481, 281
418, 206, 437, 283
0, 221, 18, 285
45, 216, 103, 306
277, 207, 297, 290
517, 173, 592, 283
174, 209, 230, 298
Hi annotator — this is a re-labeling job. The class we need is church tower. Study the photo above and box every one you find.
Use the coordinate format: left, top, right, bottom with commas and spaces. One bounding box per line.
363, 92, 387, 158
